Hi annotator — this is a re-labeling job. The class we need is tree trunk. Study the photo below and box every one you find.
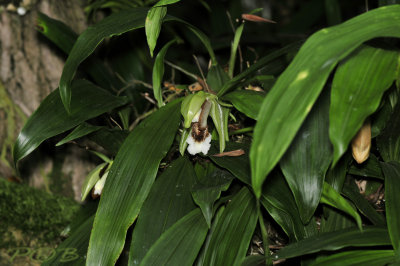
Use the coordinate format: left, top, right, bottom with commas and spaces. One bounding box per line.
0, 0, 93, 200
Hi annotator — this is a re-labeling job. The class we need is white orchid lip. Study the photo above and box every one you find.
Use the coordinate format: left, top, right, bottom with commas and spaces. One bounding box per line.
186, 122, 211, 155
186, 100, 212, 155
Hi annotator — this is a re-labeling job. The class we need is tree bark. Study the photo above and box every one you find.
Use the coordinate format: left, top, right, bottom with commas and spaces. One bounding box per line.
0, 0, 94, 201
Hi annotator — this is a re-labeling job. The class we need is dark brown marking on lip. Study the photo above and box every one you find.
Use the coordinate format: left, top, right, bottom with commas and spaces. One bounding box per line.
191, 122, 209, 142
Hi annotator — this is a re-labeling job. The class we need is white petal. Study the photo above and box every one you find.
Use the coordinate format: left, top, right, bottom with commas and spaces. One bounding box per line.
93, 172, 108, 196
186, 134, 212, 155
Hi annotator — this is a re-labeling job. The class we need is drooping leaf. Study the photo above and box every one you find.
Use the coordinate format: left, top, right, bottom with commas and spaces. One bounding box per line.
86, 99, 182, 265
311, 250, 395, 266
13, 80, 128, 167
152, 39, 176, 107
223, 90, 265, 120
129, 156, 197, 265
37, 12, 122, 93
191, 168, 234, 227
145, 6, 167, 57
208, 141, 251, 185
329, 45, 398, 165
342, 184, 385, 226
381, 161, 400, 256
56, 123, 102, 146
377, 104, 400, 163
59, 7, 150, 111
59, 8, 216, 111
261, 171, 317, 241
153, 0, 181, 7
274, 227, 391, 260
250, 5, 400, 198
201, 187, 258, 266
37, 12, 78, 54
280, 90, 332, 223
320, 182, 362, 230
139, 209, 208, 266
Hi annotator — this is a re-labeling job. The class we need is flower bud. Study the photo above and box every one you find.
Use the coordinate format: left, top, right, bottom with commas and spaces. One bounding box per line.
351, 120, 371, 164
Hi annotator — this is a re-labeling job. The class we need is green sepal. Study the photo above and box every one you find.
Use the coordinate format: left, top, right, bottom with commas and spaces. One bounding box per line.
210, 99, 228, 153
181, 91, 207, 128
179, 128, 191, 155
81, 162, 109, 201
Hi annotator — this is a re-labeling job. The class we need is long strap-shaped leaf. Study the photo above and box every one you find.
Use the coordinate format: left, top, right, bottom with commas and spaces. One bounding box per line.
13, 79, 128, 167
139, 209, 208, 266
280, 90, 332, 224
274, 227, 391, 260
251, 5, 400, 198
129, 156, 197, 265
86, 99, 182, 265
201, 187, 258, 266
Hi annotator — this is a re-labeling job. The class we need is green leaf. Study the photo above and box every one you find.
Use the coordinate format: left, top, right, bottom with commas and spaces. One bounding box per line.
13, 80, 128, 167
280, 90, 332, 223
217, 41, 302, 96
59, 7, 150, 111
261, 172, 317, 241
228, 23, 244, 78
342, 184, 386, 226
56, 123, 102, 146
139, 209, 208, 266
210, 100, 228, 153
192, 168, 234, 227
250, 5, 400, 198
37, 12, 78, 54
321, 182, 362, 230
377, 104, 400, 162
86, 99, 182, 265
42, 215, 95, 265
145, 6, 167, 57
81, 162, 108, 202
152, 39, 176, 107
207, 65, 230, 93
195, 206, 224, 266
88, 128, 129, 156
348, 154, 384, 180
129, 156, 197, 265
202, 187, 258, 266
311, 250, 395, 266
59, 7, 215, 111
274, 227, 391, 260
223, 90, 265, 120
381, 161, 400, 256
208, 141, 251, 185
153, 0, 180, 7
329, 45, 398, 165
